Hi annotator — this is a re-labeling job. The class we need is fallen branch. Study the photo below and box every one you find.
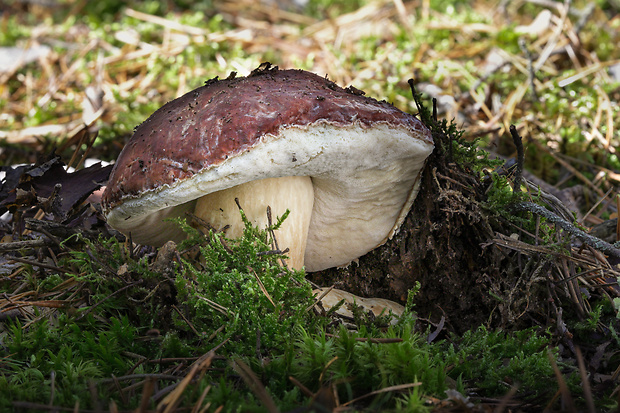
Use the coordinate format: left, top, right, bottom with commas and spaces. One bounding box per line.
511, 201, 620, 259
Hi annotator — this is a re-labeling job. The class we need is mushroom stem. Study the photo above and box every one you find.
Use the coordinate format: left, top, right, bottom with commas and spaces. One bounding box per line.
194, 176, 314, 270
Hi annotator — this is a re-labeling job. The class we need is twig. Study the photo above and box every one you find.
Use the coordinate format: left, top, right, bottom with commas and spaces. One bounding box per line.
511, 201, 620, 259
197, 295, 232, 317
509, 125, 524, 196
231, 359, 279, 413
340, 382, 422, 407
7, 256, 70, 274
192, 384, 212, 413
249, 266, 275, 308
256, 249, 289, 257
77, 281, 143, 320
289, 376, 314, 398
98, 373, 182, 384
306, 285, 335, 313
265, 205, 289, 270
407, 79, 422, 115
324, 333, 403, 344
138, 377, 156, 413
157, 342, 225, 413
172, 305, 201, 336
0, 239, 53, 252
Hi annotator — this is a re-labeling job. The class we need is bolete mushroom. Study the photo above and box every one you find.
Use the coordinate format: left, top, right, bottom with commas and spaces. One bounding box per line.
102, 65, 433, 272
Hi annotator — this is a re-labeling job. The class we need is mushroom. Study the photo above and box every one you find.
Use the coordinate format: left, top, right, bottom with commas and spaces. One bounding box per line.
102, 65, 433, 272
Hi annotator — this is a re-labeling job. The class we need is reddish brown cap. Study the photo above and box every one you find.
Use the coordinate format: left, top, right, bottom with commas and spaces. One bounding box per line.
102, 65, 433, 271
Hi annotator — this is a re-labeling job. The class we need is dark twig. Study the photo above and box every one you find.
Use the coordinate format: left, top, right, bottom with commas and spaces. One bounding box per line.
21, 219, 63, 248
128, 230, 134, 261
266, 205, 289, 270
407, 79, 422, 114
24, 218, 105, 243
8, 256, 70, 274
77, 281, 143, 320
257, 249, 289, 257
0, 239, 52, 252
509, 125, 524, 195
172, 305, 201, 337
408, 78, 453, 162
511, 201, 620, 259
186, 211, 221, 234
97, 373, 182, 384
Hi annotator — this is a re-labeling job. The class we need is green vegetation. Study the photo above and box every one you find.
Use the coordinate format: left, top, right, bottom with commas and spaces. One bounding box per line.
174, 213, 316, 357
2, 0, 620, 410
443, 327, 573, 396
0, 214, 573, 410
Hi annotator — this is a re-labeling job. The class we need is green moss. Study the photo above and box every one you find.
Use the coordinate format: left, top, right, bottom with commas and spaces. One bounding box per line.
304, 0, 370, 18
0, 15, 33, 46
0, 174, 587, 410
442, 327, 570, 396
173, 214, 316, 357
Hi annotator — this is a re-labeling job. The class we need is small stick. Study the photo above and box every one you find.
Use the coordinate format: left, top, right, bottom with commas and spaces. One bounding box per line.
172, 305, 201, 337
265, 205, 289, 270
407, 79, 421, 113
249, 266, 275, 308
0, 239, 52, 252
616, 195, 620, 242
511, 201, 620, 259
509, 125, 524, 196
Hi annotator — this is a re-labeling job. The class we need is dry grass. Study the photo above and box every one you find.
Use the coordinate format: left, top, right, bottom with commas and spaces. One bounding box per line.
2, 1, 617, 143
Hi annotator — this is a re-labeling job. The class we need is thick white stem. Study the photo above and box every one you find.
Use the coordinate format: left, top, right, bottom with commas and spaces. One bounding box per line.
194, 176, 314, 270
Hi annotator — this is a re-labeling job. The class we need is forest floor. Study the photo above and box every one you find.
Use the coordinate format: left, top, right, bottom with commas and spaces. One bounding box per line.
1, 0, 620, 411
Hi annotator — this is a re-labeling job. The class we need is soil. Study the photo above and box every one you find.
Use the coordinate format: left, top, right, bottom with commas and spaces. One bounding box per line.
308, 124, 539, 334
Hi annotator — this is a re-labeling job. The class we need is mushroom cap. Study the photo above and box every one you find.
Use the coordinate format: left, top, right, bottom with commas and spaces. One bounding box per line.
102, 65, 433, 271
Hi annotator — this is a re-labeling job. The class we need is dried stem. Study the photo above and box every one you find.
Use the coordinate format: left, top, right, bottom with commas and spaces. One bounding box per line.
511, 201, 620, 259
509, 124, 524, 196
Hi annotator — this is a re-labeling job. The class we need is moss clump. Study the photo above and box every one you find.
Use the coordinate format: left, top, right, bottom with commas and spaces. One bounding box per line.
442, 327, 569, 396
174, 212, 316, 358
